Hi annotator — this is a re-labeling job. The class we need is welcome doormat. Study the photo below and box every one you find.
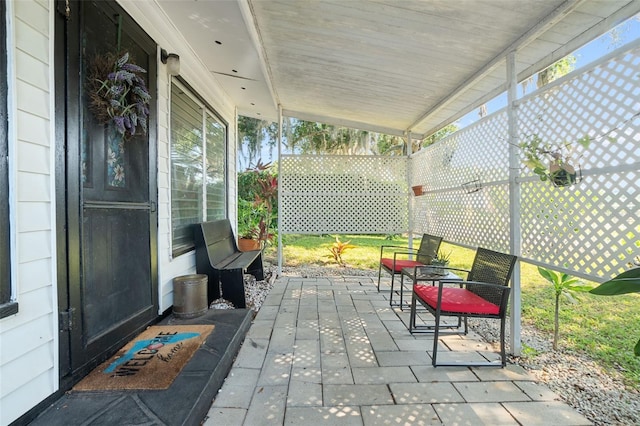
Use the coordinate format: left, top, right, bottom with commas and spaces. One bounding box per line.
74, 324, 215, 391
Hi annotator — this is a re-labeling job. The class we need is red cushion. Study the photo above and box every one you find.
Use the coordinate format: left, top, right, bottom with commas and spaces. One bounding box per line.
414, 285, 499, 315
381, 258, 424, 273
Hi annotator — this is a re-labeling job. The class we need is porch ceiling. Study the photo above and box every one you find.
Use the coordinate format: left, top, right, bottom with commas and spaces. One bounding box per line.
156, 0, 640, 139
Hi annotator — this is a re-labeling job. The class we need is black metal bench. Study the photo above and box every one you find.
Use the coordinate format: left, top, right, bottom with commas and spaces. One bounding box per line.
194, 219, 264, 308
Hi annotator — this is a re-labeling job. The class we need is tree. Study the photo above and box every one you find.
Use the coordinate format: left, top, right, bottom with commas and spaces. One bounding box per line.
421, 123, 459, 149
238, 115, 436, 158
536, 56, 577, 88
284, 118, 407, 156
521, 55, 576, 94
237, 115, 278, 170
375, 133, 407, 155
286, 120, 372, 155
604, 16, 640, 50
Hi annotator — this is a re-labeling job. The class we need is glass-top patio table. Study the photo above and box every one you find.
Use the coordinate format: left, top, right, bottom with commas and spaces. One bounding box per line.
401, 267, 461, 282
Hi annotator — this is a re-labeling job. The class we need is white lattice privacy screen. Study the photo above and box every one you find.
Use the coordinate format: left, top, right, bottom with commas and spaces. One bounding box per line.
413, 43, 640, 280
278, 44, 638, 279
280, 155, 408, 234
411, 111, 511, 253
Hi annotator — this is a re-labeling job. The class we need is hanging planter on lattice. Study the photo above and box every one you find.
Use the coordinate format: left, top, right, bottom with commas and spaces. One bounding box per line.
86, 51, 151, 139
518, 133, 593, 188
411, 185, 425, 196
462, 178, 482, 193
548, 161, 582, 187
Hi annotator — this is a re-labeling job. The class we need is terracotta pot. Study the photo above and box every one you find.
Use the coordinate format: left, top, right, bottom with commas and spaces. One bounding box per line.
412, 185, 424, 196
238, 238, 260, 251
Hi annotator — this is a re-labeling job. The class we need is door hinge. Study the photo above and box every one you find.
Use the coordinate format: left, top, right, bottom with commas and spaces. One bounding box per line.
59, 308, 75, 332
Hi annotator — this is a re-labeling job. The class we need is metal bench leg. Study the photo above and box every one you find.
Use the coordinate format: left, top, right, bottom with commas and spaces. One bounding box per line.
206, 271, 221, 306
246, 253, 264, 281
221, 269, 247, 308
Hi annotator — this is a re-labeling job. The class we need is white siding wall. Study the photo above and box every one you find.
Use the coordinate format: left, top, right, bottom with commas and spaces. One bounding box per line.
0, 1, 58, 424
0, 1, 240, 422
118, 1, 238, 313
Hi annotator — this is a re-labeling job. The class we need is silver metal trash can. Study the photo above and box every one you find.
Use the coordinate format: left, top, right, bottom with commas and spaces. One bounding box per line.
173, 274, 208, 318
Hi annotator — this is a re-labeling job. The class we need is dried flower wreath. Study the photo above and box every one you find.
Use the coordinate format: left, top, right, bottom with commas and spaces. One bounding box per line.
87, 51, 151, 139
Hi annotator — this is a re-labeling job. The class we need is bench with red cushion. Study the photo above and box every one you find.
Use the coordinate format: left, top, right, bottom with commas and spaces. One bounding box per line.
413, 285, 500, 315
380, 258, 424, 273
377, 234, 442, 306
408, 247, 517, 367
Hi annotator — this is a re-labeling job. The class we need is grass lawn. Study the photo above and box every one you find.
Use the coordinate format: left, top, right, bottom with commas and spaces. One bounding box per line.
268, 234, 640, 388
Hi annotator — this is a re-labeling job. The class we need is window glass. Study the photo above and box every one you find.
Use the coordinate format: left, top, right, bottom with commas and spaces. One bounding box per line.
205, 112, 225, 221
170, 82, 226, 256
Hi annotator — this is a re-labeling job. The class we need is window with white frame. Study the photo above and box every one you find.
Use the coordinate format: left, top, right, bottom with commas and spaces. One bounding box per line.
170, 81, 227, 257
1, 0, 16, 318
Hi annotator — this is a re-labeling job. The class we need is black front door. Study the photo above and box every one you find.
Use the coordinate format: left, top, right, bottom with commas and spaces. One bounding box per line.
55, 0, 158, 382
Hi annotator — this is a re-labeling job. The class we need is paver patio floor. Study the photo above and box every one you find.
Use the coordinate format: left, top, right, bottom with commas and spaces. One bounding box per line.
204, 275, 591, 425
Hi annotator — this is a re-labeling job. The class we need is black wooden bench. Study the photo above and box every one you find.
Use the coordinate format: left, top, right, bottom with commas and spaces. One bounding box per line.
194, 219, 264, 308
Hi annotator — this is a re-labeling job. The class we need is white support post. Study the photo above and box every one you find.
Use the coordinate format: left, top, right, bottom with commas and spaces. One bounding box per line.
406, 131, 414, 251
277, 105, 283, 275
507, 52, 522, 356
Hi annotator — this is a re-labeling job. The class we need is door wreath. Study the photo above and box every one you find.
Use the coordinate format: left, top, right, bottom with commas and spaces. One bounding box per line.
86, 51, 151, 139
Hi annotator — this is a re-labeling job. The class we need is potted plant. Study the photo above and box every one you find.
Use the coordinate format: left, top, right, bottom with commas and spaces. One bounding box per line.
237, 161, 278, 251
426, 250, 451, 275
237, 198, 261, 251
412, 185, 424, 196
519, 134, 590, 187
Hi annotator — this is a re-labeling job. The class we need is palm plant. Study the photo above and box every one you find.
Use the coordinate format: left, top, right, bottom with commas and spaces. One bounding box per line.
327, 237, 356, 267
431, 250, 451, 267
537, 266, 593, 350
590, 265, 640, 355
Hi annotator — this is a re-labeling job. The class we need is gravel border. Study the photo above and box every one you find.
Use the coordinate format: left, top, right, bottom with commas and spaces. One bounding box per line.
469, 317, 640, 425
214, 264, 639, 425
